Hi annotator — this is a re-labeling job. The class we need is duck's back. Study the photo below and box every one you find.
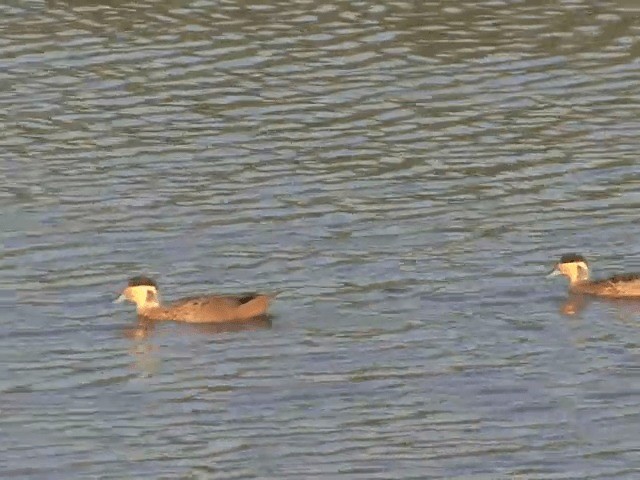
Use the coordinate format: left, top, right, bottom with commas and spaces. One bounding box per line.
145, 293, 273, 323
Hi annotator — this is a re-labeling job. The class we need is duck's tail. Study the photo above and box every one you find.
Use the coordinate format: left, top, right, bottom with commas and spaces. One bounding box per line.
266, 290, 283, 300
237, 293, 278, 319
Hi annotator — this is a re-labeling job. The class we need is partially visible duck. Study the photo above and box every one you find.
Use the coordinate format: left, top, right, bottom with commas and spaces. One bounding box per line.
548, 253, 640, 297
115, 276, 277, 323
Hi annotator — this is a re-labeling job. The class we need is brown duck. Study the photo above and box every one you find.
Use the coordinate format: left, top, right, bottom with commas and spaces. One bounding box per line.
548, 253, 640, 297
115, 276, 277, 323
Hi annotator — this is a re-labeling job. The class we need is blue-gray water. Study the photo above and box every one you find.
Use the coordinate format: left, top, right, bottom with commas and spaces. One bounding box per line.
2, 0, 640, 478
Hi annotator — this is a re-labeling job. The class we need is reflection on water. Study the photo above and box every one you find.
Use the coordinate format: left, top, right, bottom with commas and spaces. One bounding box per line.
129, 339, 161, 377
124, 315, 273, 341
558, 293, 591, 316
2, 0, 640, 478
126, 316, 273, 377
556, 291, 640, 317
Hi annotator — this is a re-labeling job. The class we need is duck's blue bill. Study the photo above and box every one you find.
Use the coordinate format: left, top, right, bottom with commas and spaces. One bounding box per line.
114, 294, 126, 303
547, 268, 562, 278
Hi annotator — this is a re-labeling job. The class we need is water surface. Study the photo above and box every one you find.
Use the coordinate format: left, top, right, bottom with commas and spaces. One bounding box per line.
2, 0, 640, 478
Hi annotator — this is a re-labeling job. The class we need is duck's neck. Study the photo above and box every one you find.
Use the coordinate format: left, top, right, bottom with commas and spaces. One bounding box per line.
568, 264, 590, 284
137, 302, 160, 314
137, 291, 161, 313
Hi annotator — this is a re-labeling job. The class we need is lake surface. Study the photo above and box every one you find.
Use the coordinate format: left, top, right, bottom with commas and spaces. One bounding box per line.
2, 0, 640, 478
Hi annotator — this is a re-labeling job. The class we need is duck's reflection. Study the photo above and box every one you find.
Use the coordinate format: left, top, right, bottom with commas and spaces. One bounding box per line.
124, 316, 273, 375
124, 315, 273, 340
559, 293, 640, 318
559, 293, 590, 316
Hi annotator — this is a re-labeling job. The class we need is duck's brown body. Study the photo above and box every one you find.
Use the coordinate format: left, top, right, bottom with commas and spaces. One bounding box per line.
569, 275, 640, 297
116, 276, 276, 323
549, 254, 640, 298
138, 294, 274, 323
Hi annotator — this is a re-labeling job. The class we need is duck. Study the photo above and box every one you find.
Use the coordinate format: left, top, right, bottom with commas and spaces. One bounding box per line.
548, 253, 640, 297
115, 276, 277, 323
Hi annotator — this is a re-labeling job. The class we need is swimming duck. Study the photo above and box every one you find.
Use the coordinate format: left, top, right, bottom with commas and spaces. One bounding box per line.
548, 253, 640, 297
115, 276, 277, 323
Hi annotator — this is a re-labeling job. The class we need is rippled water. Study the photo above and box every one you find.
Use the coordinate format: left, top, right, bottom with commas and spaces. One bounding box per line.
2, 0, 640, 478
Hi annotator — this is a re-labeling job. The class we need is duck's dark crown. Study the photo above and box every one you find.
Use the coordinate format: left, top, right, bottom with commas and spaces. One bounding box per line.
560, 253, 587, 264
128, 276, 158, 288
